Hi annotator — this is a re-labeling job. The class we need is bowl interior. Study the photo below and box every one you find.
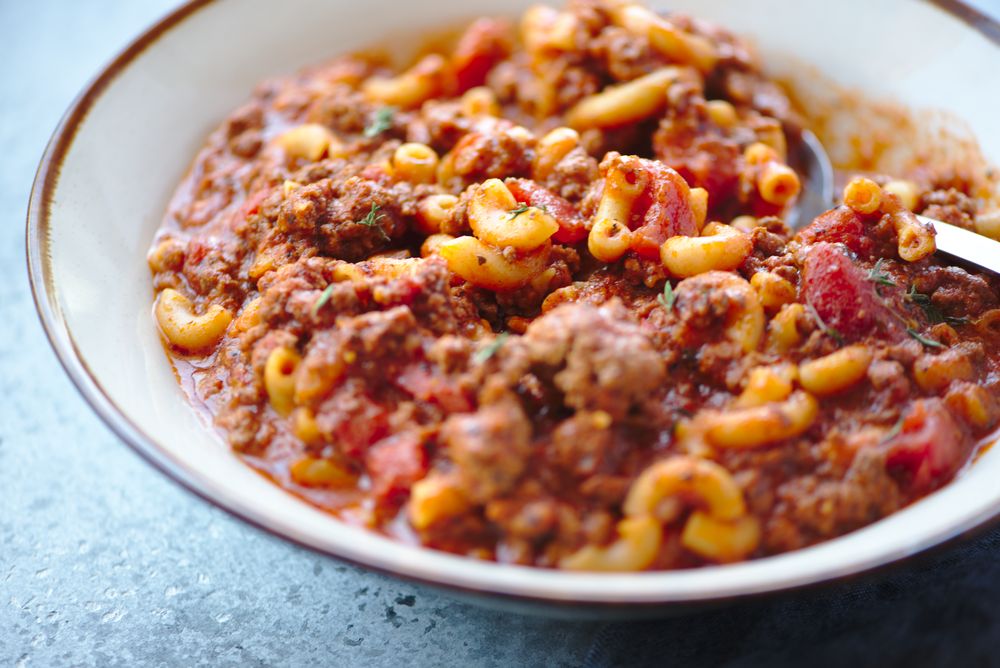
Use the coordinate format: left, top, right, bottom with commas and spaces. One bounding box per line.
30, 0, 1000, 607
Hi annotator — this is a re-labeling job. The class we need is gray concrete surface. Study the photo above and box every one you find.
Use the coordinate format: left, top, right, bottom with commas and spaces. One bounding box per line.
0, 2, 598, 665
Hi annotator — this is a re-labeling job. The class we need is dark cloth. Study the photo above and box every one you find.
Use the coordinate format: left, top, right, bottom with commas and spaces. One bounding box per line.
584, 525, 1000, 667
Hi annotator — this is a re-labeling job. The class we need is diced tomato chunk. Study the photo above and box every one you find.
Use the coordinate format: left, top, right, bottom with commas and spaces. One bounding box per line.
628, 226, 665, 259
395, 364, 474, 413
505, 179, 587, 244
366, 434, 429, 504
450, 18, 512, 93
657, 138, 741, 212
801, 242, 904, 342
238, 187, 271, 219
185, 240, 209, 266
885, 399, 967, 493
796, 206, 872, 257
319, 388, 389, 459
630, 162, 698, 258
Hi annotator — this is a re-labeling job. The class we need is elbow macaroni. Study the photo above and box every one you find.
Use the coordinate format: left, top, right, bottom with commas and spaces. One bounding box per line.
291, 407, 322, 445
264, 346, 301, 416
892, 211, 936, 262
736, 364, 797, 408
624, 456, 745, 521
750, 271, 796, 311
612, 4, 717, 73
562, 454, 760, 569
913, 349, 975, 393
409, 474, 472, 530
459, 86, 501, 117
532, 127, 580, 181
744, 142, 778, 166
416, 194, 459, 234
883, 179, 920, 211
290, 456, 356, 488
362, 54, 447, 109
392, 143, 439, 184
558, 516, 662, 571
843, 177, 882, 215
521, 4, 579, 54
688, 187, 709, 231
366, 257, 425, 283
767, 302, 805, 352
681, 512, 761, 563
705, 391, 818, 449
147, 238, 184, 274
566, 66, 687, 130
587, 159, 647, 262
230, 297, 262, 335
660, 222, 752, 277
945, 382, 997, 429
588, 218, 633, 264
798, 345, 872, 396
439, 236, 550, 290
420, 233, 456, 257
468, 179, 559, 250
756, 162, 801, 206
154, 288, 232, 353
275, 123, 345, 162
705, 99, 737, 128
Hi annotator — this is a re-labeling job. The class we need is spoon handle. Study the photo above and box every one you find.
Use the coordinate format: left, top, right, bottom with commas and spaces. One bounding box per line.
923, 215, 1000, 275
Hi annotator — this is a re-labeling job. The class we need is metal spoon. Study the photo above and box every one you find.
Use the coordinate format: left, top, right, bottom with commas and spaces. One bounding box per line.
789, 130, 1000, 274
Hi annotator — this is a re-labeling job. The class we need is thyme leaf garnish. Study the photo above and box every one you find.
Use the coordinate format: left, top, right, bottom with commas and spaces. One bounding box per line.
363, 106, 396, 138
507, 203, 532, 220
906, 327, 945, 349
867, 258, 896, 293
905, 284, 967, 327
473, 332, 509, 365
906, 284, 938, 321
881, 414, 905, 444
806, 302, 844, 345
357, 202, 389, 241
657, 281, 676, 311
312, 284, 336, 317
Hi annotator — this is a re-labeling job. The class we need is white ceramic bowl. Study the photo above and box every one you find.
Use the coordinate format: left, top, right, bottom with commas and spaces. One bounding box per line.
27, 0, 1000, 615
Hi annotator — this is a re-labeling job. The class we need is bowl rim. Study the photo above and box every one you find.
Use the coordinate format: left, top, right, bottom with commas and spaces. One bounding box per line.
24, 0, 1000, 611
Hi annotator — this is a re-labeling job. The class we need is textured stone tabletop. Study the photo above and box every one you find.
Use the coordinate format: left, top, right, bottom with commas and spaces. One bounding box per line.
4, 2, 1000, 667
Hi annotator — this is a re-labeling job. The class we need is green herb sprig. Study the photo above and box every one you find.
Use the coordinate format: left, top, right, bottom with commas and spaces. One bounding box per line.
312, 284, 336, 317
880, 414, 905, 444
657, 281, 676, 311
905, 284, 968, 327
806, 303, 844, 345
906, 327, 945, 349
357, 202, 389, 241
507, 204, 531, 220
867, 258, 896, 293
363, 106, 397, 138
473, 333, 509, 365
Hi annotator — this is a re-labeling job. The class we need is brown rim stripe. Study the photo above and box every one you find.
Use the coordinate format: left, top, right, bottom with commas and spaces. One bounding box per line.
926, 0, 1000, 43
30, 0, 213, 277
